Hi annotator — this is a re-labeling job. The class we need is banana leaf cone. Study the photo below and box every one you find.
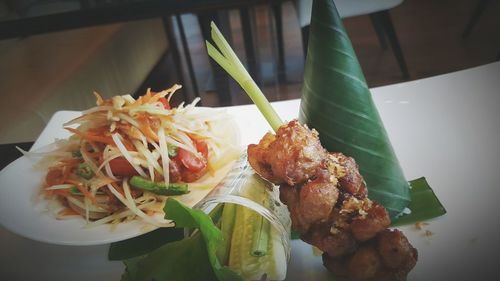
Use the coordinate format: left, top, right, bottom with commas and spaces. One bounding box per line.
298, 0, 410, 218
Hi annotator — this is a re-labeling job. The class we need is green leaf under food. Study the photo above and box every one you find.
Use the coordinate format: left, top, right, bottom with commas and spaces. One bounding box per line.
119, 198, 241, 281
121, 232, 218, 281
298, 0, 410, 218
392, 177, 447, 226
108, 227, 184, 261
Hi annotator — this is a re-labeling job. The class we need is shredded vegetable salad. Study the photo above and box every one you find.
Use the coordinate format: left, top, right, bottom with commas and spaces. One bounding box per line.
35, 85, 240, 227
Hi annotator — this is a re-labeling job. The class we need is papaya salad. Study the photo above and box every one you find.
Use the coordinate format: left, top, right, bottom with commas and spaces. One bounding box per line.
37, 84, 240, 227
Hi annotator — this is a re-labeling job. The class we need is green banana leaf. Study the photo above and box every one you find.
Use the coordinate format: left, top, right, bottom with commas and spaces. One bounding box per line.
392, 177, 446, 227
298, 0, 410, 218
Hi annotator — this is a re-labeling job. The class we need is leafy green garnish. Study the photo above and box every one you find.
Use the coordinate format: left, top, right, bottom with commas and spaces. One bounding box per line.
122, 233, 218, 281
109, 227, 184, 261
118, 198, 241, 281
392, 177, 447, 226
298, 0, 410, 218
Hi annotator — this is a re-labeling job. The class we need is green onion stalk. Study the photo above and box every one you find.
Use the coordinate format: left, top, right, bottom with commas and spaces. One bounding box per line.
206, 22, 283, 132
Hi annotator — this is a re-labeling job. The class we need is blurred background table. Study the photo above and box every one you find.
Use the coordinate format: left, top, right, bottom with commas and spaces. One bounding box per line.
0, 0, 499, 146
0, 0, 285, 39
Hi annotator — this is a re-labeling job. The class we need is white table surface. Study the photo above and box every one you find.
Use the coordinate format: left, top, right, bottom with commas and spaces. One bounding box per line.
1, 62, 500, 280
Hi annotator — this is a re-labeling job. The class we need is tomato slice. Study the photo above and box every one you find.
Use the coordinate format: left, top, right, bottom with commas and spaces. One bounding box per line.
159, 97, 171, 109
46, 168, 65, 186
109, 157, 138, 177
193, 139, 209, 159
176, 148, 207, 172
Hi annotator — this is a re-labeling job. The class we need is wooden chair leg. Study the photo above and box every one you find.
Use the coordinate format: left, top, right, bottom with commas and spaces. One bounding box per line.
462, 0, 490, 39
239, 8, 259, 80
162, 16, 188, 100
272, 3, 286, 82
369, 13, 388, 50
197, 12, 232, 105
176, 15, 200, 100
373, 10, 410, 80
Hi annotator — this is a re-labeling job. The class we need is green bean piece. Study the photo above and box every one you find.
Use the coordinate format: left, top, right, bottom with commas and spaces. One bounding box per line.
72, 150, 82, 158
77, 163, 93, 179
129, 176, 189, 195
168, 145, 178, 158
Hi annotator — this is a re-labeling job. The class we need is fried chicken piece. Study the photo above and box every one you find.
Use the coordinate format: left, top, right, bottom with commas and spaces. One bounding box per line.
279, 176, 338, 233
305, 223, 357, 258
347, 245, 382, 281
279, 184, 308, 232
247, 120, 417, 281
330, 152, 368, 197
248, 120, 327, 186
350, 202, 391, 242
299, 175, 339, 229
377, 229, 418, 271
323, 230, 418, 281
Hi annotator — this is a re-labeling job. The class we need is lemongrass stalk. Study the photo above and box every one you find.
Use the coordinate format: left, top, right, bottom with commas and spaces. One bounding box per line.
250, 213, 270, 257
249, 182, 271, 257
206, 22, 283, 132
217, 203, 237, 264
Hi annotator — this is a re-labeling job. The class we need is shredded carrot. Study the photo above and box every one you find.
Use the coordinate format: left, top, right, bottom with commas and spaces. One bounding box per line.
93, 91, 105, 105
88, 151, 102, 158
50, 159, 80, 172
58, 208, 80, 217
119, 133, 136, 151
136, 89, 153, 105
206, 161, 216, 176
61, 165, 72, 183
66, 179, 97, 205
119, 124, 142, 140
61, 158, 81, 166
66, 127, 115, 146
148, 90, 168, 104
87, 125, 110, 135
116, 122, 132, 132
45, 188, 70, 197
137, 115, 159, 142
110, 182, 126, 197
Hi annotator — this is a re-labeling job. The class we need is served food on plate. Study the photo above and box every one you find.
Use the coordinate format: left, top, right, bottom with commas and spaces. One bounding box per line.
248, 120, 417, 281
115, 3, 446, 279
34, 84, 240, 227
206, 15, 424, 280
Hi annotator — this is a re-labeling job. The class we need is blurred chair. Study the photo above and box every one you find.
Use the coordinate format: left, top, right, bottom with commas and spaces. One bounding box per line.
174, 3, 288, 105
296, 0, 409, 79
462, 0, 490, 39
461, 0, 499, 62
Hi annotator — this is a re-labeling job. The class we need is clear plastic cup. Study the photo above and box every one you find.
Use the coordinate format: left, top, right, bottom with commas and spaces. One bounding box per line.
193, 153, 292, 262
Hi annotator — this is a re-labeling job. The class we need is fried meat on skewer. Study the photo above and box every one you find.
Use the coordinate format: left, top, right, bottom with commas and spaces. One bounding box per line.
248, 120, 417, 281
